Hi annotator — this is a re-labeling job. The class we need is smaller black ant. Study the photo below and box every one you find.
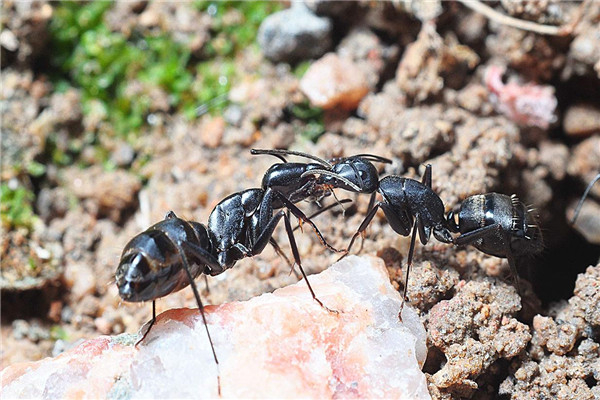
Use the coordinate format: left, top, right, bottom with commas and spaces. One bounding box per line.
570, 173, 600, 226
301, 155, 544, 306
446, 193, 544, 293
333, 164, 454, 315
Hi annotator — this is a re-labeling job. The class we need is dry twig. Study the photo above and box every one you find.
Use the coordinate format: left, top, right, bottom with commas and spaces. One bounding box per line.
458, 0, 589, 36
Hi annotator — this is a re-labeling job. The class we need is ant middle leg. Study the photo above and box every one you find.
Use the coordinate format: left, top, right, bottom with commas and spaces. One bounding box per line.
251, 208, 337, 313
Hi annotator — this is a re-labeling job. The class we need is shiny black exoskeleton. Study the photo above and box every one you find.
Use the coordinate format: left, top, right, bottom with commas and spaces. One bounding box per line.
339, 164, 454, 314
254, 152, 452, 313
117, 213, 212, 302
446, 193, 544, 292
251, 148, 378, 209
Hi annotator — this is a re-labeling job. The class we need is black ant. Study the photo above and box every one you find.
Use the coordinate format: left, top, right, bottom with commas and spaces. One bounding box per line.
297, 155, 544, 310
332, 164, 454, 315
254, 152, 449, 315
116, 153, 360, 394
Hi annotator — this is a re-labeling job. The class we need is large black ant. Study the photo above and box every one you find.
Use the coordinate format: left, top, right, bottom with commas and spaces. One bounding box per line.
116, 152, 361, 394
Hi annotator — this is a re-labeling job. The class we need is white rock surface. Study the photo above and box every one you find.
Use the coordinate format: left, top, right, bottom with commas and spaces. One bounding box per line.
2, 256, 430, 399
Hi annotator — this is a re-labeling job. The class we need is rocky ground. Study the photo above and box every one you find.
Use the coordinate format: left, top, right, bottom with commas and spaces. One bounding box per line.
1, 1, 600, 399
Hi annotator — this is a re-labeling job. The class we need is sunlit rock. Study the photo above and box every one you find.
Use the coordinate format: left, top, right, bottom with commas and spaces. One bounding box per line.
2, 256, 430, 399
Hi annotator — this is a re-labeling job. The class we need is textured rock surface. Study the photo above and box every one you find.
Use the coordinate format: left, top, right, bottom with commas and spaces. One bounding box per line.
2, 256, 430, 399
300, 52, 370, 111
257, 4, 332, 63
499, 264, 600, 399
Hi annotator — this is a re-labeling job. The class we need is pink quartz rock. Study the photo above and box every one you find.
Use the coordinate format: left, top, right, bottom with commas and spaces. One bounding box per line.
299, 53, 370, 110
2, 256, 429, 399
485, 65, 557, 129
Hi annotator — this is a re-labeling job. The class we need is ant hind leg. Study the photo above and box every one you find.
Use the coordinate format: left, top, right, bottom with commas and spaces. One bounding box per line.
135, 300, 157, 347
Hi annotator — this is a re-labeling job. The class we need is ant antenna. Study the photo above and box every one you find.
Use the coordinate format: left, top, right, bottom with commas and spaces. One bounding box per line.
300, 169, 362, 192
571, 173, 600, 225
351, 154, 393, 164
251, 149, 332, 168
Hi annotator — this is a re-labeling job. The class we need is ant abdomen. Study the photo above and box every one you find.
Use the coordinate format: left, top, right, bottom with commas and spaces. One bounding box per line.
451, 193, 543, 260
116, 213, 210, 302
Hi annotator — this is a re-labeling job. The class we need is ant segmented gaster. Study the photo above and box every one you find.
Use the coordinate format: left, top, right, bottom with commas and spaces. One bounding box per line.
446, 193, 544, 293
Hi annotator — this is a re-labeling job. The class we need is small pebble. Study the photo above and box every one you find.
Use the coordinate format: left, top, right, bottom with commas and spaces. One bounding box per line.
563, 103, 600, 137
300, 53, 369, 110
257, 4, 332, 63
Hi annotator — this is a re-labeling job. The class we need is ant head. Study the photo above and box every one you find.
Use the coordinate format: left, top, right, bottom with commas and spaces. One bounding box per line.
326, 157, 380, 193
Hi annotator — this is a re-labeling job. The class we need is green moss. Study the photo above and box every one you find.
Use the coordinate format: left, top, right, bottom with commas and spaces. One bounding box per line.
49, 2, 194, 137
289, 101, 325, 142
1, 183, 36, 231
50, 325, 69, 341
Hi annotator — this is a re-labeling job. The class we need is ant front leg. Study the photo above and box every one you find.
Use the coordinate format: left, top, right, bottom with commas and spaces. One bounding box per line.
341, 202, 382, 261
282, 212, 338, 314
275, 191, 344, 254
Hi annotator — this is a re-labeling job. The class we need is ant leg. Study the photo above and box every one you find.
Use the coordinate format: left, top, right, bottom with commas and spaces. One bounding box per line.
135, 300, 157, 346
399, 218, 420, 321
275, 191, 344, 253
341, 202, 382, 260
293, 199, 353, 232
506, 250, 522, 296
453, 223, 503, 246
283, 212, 338, 314
203, 275, 210, 294
270, 237, 300, 279
181, 241, 224, 275
173, 242, 221, 396
421, 164, 432, 188
453, 224, 522, 295
571, 173, 600, 225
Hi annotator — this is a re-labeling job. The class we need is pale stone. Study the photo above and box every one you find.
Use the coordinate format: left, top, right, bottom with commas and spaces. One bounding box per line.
300, 53, 370, 110
2, 256, 430, 399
